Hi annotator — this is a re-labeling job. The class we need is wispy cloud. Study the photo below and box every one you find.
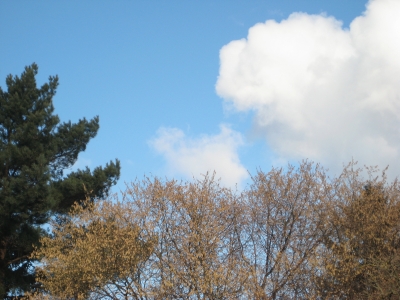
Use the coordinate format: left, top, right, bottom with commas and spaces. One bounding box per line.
149, 125, 248, 188
216, 0, 400, 178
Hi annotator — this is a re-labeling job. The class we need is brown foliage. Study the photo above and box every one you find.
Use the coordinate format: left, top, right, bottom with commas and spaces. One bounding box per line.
30, 162, 400, 299
33, 199, 156, 299
315, 164, 400, 299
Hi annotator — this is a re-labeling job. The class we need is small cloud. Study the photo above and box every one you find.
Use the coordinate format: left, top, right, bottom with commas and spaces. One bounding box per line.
149, 125, 248, 188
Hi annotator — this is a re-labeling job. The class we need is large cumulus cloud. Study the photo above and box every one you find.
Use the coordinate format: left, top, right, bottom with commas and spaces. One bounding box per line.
216, 0, 400, 177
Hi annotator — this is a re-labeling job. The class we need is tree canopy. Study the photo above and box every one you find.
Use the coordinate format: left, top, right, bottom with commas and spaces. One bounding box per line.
0, 64, 120, 298
29, 162, 400, 299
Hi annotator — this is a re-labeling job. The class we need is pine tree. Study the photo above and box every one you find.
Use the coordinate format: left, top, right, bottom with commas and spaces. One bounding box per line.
0, 64, 120, 297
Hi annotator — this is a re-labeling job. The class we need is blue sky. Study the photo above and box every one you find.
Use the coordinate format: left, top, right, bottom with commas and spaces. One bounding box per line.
2, 0, 399, 191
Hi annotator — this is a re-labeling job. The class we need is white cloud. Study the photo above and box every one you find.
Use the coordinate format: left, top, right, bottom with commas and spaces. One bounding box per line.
216, 0, 400, 178
149, 125, 248, 188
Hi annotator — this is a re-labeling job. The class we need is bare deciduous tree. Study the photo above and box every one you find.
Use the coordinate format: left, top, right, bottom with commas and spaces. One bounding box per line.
123, 175, 248, 299
239, 162, 328, 299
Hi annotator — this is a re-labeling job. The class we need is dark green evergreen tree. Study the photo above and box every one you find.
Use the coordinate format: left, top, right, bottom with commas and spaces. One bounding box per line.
0, 64, 120, 298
